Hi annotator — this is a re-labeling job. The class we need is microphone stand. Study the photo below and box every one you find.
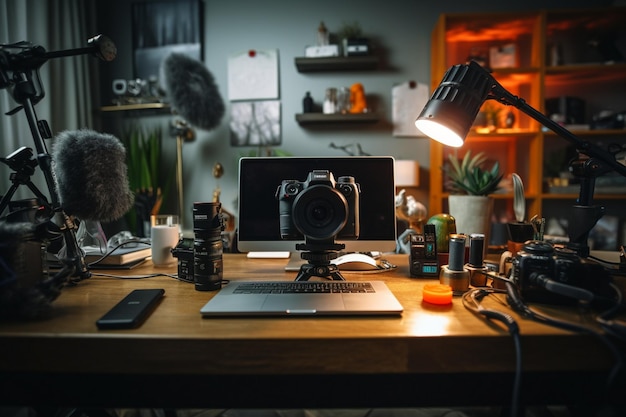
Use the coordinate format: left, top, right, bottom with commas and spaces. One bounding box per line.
1, 47, 93, 282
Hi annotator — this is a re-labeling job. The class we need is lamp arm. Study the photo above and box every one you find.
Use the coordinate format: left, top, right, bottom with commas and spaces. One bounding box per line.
487, 84, 626, 178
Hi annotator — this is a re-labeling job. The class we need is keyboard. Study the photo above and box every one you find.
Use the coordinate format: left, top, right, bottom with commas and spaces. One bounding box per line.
233, 281, 376, 294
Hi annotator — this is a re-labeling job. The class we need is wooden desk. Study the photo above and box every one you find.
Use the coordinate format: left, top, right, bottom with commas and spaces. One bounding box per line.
0, 254, 622, 409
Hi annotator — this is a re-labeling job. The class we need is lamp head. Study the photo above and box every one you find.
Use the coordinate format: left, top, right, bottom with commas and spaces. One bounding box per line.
415, 61, 494, 147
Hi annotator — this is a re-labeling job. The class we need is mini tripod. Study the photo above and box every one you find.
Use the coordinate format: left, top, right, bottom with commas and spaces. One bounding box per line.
294, 238, 346, 281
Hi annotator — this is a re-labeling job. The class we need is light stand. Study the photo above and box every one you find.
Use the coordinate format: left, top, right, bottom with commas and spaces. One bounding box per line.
170, 118, 195, 228
416, 61, 626, 258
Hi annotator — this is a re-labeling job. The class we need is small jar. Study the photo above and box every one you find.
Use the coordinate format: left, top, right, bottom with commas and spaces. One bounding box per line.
323, 88, 337, 114
336, 87, 350, 114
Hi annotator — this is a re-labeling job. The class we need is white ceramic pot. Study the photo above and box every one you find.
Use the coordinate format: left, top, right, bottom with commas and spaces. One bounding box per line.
447, 195, 494, 250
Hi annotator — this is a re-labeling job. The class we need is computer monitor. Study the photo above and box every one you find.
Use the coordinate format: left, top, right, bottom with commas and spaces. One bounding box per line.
237, 156, 397, 253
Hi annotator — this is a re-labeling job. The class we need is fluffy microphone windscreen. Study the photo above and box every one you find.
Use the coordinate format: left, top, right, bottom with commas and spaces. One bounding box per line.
51, 129, 134, 222
161, 52, 225, 130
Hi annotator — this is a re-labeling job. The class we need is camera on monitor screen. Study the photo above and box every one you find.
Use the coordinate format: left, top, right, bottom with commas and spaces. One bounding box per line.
276, 170, 360, 241
511, 240, 611, 303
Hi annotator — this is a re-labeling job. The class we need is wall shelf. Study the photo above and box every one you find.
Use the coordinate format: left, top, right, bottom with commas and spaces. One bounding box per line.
295, 112, 379, 126
294, 56, 379, 72
100, 103, 169, 112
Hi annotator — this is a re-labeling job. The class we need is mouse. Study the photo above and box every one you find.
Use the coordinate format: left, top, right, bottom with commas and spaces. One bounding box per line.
333, 253, 379, 271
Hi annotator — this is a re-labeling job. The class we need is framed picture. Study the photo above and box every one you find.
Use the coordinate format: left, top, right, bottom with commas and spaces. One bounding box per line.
132, 0, 203, 80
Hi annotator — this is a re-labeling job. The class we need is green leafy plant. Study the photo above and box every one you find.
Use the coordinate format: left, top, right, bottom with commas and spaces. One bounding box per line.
120, 125, 174, 234
443, 151, 503, 196
337, 21, 363, 39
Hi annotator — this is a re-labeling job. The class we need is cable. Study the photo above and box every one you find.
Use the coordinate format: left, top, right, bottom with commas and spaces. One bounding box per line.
505, 281, 625, 395
596, 282, 626, 343
86, 239, 150, 267
91, 272, 178, 280
462, 287, 522, 417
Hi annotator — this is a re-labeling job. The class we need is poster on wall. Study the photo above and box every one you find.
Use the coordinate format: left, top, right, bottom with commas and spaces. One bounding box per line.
229, 100, 281, 146
228, 49, 279, 101
392, 81, 429, 137
132, 0, 203, 80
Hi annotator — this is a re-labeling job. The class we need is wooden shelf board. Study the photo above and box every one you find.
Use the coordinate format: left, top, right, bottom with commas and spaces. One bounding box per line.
295, 113, 379, 125
100, 103, 169, 112
295, 56, 379, 72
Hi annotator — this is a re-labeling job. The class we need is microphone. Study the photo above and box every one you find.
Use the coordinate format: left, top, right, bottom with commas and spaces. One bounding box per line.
0, 35, 116, 76
160, 52, 225, 130
51, 129, 134, 222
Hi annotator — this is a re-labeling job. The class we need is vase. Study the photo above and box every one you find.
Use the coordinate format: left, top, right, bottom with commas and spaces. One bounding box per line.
447, 195, 494, 255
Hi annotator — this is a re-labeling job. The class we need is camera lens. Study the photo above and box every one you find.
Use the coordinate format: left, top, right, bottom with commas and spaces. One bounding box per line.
293, 185, 347, 240
192, 202, 224, 291
193, 239, 223, 291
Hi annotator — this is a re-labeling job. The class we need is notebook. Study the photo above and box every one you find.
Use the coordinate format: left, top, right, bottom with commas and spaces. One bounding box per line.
200, 280, 403, 317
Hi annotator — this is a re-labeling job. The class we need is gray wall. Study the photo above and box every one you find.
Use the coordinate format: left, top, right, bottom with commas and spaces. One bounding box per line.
95, 0, 610, 231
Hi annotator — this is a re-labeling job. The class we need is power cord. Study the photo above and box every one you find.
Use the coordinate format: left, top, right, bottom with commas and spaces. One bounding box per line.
462, 286, 522, 417
86, 238, 150, 268
504, 280, 625, 399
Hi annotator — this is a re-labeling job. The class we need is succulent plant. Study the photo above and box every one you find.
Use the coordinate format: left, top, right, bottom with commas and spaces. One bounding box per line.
443, 151, 503, 196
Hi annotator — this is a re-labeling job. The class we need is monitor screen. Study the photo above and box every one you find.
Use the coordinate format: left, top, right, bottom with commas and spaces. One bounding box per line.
237, 156, 397, 253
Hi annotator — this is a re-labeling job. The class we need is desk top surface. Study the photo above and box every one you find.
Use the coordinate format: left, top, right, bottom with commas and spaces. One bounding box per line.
0, 254, 616, 377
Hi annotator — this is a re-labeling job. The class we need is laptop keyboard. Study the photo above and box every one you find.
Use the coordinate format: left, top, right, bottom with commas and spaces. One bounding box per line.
233, 281, 376, 294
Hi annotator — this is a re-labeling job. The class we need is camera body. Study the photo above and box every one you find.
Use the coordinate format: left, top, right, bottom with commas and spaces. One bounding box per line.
512, 240, 611, 303
171, 237, 194, 282
276, 170, 360, 241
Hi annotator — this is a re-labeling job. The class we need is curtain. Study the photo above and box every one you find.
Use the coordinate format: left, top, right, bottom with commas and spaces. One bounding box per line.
0, 0, 96, 203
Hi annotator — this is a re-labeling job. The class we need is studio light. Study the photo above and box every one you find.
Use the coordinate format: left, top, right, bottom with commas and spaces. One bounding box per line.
416, 60, 626, 257
415, 62, 493, 147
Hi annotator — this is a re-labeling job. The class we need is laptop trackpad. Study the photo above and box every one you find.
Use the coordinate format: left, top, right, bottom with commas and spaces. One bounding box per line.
262, 294, 344, 313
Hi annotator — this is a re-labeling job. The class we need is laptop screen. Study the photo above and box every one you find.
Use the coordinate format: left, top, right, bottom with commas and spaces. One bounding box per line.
237, 156, 397, 253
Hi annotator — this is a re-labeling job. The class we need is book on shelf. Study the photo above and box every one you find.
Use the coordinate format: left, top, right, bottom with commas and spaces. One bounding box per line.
83, 245, 151, 266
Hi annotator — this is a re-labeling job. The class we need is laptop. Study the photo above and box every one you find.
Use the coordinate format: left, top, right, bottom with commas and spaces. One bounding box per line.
200, 280, 403, 317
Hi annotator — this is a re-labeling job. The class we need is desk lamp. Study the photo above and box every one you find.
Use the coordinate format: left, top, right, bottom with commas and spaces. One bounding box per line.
415, 61, 626, 257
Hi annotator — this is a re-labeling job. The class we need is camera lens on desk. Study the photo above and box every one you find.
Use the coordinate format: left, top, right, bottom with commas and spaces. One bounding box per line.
193, 202, 224, 291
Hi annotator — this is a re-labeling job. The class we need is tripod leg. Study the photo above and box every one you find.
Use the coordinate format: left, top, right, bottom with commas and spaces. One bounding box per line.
294, 262, 345, 281
0, 183, 20, 216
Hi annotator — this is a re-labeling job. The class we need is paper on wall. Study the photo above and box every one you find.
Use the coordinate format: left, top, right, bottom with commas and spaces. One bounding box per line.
228, 49, 279, 101
392, 81, 429, 137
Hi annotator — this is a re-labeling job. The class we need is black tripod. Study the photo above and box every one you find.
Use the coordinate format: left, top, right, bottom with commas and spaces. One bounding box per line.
294, 238, 346, 281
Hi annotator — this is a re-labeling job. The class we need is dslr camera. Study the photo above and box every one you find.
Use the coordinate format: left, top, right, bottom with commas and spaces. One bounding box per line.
511, 240, 611, 304
276, 170, 360, 241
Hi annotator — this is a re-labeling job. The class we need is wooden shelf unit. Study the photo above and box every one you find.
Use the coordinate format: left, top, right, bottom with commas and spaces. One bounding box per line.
428, 8, 626, 247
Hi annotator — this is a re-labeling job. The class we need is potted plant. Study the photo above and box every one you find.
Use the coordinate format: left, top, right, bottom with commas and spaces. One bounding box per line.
337, 21, 368, 57
444, 151, 503, 196
121, 125, 174, 237
443, 151, 503, 248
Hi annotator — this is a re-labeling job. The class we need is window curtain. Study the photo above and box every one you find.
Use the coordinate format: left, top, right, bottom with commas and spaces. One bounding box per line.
0, 0, 97, 203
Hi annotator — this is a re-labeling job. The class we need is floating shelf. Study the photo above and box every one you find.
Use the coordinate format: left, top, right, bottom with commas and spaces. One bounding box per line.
295, 113, 379, 125
100, 103, 169, 112
295, 56, 379, 72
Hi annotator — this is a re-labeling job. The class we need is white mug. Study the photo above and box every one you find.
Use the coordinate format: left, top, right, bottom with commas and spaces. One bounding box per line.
150, 215, 180, 267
